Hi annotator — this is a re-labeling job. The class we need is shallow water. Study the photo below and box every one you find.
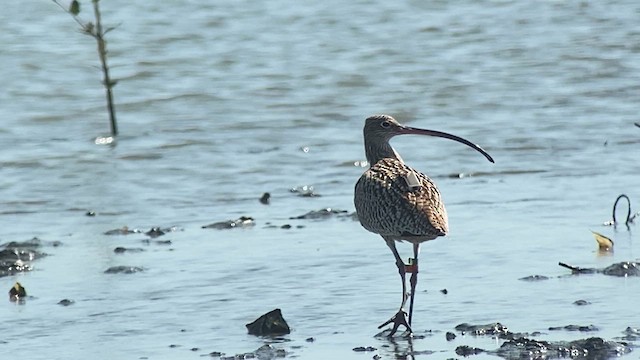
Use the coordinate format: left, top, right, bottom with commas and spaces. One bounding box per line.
1, 0, 640, 359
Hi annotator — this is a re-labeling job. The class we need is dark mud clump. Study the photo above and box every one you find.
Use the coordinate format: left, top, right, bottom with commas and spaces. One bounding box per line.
601, 261, 640, 277
455, 322, 511, 338
456, 345, 484, 356
104, 265, 144, 274
496, 336, 631, 359
246, 308, 290, 336
453, 322, 633, 359
0, 237, 56, 277
202, 216, 255, 229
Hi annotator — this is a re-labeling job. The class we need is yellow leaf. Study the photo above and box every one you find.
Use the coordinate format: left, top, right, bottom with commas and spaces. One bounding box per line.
591, 230, 614, 251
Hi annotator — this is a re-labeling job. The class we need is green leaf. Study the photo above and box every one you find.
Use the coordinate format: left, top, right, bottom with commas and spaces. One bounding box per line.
69, 0, 80, 16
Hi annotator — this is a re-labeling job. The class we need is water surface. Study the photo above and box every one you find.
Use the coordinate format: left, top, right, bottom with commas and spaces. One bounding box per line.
1, 1, 639, 359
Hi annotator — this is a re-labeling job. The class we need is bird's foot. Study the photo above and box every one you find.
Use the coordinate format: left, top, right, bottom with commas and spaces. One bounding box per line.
378, 309, 413, 336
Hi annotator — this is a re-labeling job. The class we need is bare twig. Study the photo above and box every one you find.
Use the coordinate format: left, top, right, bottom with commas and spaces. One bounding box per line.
53, 0, 118, 136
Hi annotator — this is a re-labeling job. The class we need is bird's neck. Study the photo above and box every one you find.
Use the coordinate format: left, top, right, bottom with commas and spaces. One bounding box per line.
365, 139, 404, 166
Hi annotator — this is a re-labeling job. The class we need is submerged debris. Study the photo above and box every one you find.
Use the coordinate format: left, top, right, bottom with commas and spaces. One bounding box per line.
573, 300, 591, 306
104, 266, 144, 274
290, 208, 351, 220
202, 216, 255, 229
145, 226, 182, 238
549, 324, 599, 332
246, 308, 290, 336
58, 299, 75, 306
113, 247, 145, 254
518, 275, 549, 281
290, 185, 320, 197
352, 346, 377, 352
104, 226, 143, 235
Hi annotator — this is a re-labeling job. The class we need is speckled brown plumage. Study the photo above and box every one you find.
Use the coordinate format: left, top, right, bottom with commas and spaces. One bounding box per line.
352, 114, 493, 336
355, 157, 447, 243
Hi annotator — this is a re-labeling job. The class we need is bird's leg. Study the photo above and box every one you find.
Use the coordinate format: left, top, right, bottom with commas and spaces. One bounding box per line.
407, 243, 420, 327
379, 238, 413, 336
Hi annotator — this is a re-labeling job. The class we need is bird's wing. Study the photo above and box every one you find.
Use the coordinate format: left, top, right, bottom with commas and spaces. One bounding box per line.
354, 158, 448, 239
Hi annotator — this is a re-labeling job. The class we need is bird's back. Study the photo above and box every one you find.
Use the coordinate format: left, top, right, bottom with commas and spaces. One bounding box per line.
354, 158, 448, 242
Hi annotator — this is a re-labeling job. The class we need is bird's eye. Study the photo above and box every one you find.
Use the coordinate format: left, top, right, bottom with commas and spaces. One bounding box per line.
381, 121, 391, 128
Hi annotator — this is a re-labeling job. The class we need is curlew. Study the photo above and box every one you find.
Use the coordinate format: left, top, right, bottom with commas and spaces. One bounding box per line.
354, 114, 494, 336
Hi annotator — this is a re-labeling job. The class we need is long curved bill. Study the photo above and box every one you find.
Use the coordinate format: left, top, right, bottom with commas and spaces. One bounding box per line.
400, 126, 495, 163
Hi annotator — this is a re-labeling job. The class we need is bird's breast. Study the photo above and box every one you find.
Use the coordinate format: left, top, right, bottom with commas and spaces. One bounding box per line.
354, 158, 448, 241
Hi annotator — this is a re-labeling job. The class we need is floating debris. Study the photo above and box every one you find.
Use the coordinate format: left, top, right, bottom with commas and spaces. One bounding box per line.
202, 216, 255, 229
591, 230, 613, 251
104, 266, 144, 274
290, 208, 350, 220
290, 185, 320, 197
260, 192, 271, 205
246, 308, 290, 336
559, 261, 640, 277
9, 282, 26, 302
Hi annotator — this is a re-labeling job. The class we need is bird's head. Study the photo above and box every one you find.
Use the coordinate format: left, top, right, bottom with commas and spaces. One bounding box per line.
362, 114, 495, 164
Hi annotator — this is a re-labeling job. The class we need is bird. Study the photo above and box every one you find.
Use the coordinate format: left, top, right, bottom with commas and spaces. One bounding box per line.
354, 114, 494, 336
